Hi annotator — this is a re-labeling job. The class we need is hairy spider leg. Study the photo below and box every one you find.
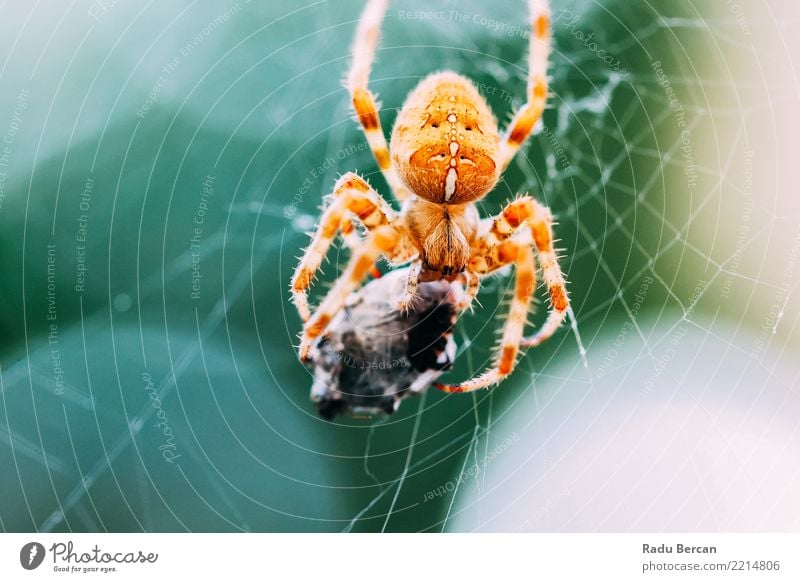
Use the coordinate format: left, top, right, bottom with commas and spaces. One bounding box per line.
299, 225, 402, 360
437, 240, 537, 392
436, 195, 569, 391
395, 258, 423, 313
291, 172, 395, 322
499, 0, 552, 171
348, 0, 412, 201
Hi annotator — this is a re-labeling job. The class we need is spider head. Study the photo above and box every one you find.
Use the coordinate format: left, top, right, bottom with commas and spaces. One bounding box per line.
391, 72, 500, 205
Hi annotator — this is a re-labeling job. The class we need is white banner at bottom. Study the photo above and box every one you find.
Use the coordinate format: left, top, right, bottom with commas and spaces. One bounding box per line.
0, 533, 797, 581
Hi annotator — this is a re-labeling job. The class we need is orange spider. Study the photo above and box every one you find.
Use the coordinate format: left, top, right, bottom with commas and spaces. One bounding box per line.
291, 0, 569, 392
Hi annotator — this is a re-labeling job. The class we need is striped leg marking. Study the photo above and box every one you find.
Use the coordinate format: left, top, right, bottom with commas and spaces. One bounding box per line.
493, 196, 570, 345
436, 242, 537, 393
290, 172, 394, 322
348, 0, 411, 201
456, 271, 481, 312
435, 195, 570, 392
299, 225, 401, 360
499, 0, 551, 170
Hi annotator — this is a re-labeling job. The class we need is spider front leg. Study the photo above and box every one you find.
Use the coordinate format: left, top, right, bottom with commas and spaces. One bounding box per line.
436, 196, 570, 393
394, 258, 422, 313
347, 0, 411, 201
299, 225, 402, 360
436, 241, 537, 393
291, 172, 395, 322
499, 0, 551, 170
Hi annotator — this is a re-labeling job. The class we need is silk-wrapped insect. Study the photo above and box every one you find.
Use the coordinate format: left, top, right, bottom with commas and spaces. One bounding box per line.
305, 268, 460, 419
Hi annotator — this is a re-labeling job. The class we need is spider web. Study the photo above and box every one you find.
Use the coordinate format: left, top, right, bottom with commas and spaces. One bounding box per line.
0, 0, 794, 534
325, 0, 792, 532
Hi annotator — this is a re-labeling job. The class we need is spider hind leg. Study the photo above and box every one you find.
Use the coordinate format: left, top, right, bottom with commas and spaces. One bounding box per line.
436, 195, 570, 393
436, 241, 536, 393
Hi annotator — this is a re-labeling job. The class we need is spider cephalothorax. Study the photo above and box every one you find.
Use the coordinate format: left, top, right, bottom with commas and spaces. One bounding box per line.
291, 0, 569, 393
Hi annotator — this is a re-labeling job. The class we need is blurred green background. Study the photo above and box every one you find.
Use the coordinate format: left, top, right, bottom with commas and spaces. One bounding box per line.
2, 0, 796, 532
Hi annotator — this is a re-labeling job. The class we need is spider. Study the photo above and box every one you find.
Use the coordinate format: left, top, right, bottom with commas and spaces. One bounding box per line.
291, 0, 569, 393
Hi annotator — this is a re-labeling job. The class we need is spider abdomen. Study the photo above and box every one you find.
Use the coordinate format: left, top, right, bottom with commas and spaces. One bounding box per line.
391, 71, 501, 204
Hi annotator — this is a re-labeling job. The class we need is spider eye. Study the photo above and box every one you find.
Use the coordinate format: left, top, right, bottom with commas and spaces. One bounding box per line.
431, 123, 439, 129
465, 126, 472, 131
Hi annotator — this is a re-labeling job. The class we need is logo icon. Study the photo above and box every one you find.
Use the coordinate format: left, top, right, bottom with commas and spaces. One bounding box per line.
20, 542, 46, 570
